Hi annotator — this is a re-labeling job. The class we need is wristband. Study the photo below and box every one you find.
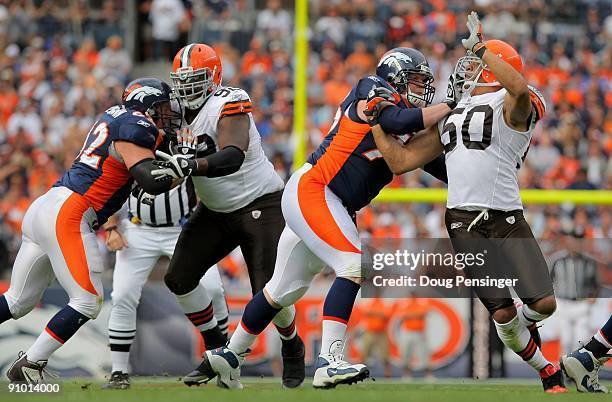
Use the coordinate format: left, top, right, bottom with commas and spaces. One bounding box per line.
444, 99, 457, 110
473, 44, 486, 58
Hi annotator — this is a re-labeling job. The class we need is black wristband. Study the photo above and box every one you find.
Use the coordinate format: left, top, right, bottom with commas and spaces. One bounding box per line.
444, 100, 457, 110
474, 44, 486, 58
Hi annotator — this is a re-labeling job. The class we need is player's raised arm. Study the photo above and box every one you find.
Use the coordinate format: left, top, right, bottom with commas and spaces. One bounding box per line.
364, 90, 444, 175
462, 11, 532, 131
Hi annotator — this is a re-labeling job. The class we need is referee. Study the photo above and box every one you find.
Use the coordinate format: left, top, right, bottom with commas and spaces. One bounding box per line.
549, 230, 601, 354
101, 178, 228, 389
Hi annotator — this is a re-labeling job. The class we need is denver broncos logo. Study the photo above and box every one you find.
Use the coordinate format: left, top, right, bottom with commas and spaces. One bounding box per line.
124, 85, 163, 102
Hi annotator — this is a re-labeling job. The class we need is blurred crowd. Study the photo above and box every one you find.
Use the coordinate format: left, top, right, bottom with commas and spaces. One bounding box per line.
0, 0, 610, 276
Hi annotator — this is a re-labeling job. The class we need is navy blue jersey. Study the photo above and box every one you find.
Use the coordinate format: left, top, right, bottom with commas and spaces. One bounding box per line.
306, 75, 412, 213
55, 105, 161, 226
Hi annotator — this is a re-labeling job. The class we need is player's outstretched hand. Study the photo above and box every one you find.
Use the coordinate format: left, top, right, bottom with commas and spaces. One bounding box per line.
445, 73, 461, 109
152, 150, 197, 181
106, 228, 128, 251
174, 127, 198, 158
131, 185, 155, 206
462, 11, 483, 52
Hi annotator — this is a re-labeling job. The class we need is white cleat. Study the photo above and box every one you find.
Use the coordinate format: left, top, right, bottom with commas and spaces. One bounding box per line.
205, 347, 245, 390
560, 347, 609, 393
312, 353, 369, 389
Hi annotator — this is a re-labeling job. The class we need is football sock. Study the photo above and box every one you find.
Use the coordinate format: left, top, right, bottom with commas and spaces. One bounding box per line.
0, 295, 13, 324
27, 305, 90, 362
109, 328, 136, 373
273, 305, 297, 341
587, 315, 612, 359
517, 304, 550, 327
217, 315, 229, 337
111, 351, 130, 374
320, 277, 360, 356
176, 285, 218, 331
494, 315, 550, 371
228, 290, 279, 354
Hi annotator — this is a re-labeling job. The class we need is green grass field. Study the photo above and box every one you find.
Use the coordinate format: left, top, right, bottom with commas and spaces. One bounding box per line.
0, 377, 610, 402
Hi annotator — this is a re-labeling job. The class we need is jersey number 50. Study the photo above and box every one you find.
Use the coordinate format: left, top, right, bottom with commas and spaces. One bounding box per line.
77, 122, 109, 169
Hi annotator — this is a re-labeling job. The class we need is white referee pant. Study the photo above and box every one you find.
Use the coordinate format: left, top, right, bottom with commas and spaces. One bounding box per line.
265, 163, 362, 307
108, 219, 227, 340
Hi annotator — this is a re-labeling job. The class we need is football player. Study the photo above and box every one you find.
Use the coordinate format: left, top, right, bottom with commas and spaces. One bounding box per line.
1, 77, 183, 383
102, 130, 229, 390
152, 43, 305, 388
561, 314, 611, 393
178, 47, 455, 389
367, 12, 565, 394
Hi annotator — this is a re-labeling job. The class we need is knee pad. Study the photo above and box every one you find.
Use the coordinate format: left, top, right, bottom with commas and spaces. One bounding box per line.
69, 293, 103, 320
334, 262, 362, 279
164, 271, 198, 296
265, 282, 309, 308
4, 293, 37, 319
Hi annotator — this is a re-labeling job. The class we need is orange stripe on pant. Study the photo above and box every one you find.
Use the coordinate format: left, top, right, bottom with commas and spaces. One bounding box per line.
297, 116, 368, 254
297, 175, 360, 254
55, 193, 98, 296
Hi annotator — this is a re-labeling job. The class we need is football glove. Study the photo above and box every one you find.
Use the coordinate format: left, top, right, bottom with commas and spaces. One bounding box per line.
462, 11, 484, 53
445, 73, 460, 109
131, 185, 155, 206
152, 150, 197, 181
364, 87, 398, 127
173, 127, 198, 159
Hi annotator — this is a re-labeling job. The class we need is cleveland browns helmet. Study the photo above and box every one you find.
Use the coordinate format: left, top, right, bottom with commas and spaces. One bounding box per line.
122, 77, 181, 134
375, 47, 435, 107
171, 43, 223, 110
453, 39, 524, 95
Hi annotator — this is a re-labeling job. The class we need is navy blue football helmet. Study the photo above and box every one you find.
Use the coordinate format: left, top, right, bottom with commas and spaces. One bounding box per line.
122, 77, 181, 135
375, 48, 435, 107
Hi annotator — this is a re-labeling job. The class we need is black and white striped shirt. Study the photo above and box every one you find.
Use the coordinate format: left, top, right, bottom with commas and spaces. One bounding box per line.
550, 251, 600, 300
128, 179, 197, 227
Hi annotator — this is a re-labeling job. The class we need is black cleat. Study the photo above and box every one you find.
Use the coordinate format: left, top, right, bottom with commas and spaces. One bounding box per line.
101, 371, 130, 390
183, 352, 217, 386
202, 326, 227, 350
7, 352, 55, 384
281, 335, 306, 388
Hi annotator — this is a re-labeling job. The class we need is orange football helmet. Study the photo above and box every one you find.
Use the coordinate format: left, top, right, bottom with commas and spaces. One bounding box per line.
453, 39, 523, 94
171, 43, 222, 110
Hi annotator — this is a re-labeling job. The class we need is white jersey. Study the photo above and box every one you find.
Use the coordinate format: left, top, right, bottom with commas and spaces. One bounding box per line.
438, 88, 543, 211
186, 86, 284, 212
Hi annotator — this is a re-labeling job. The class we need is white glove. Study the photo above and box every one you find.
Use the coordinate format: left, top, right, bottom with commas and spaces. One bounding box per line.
151, 150, 197, 181
461, 11, 483, 52
445, 73, 461, 108
173, 127, 198, 159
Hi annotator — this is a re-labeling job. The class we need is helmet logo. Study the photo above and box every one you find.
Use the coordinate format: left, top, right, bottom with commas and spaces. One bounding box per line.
378, 52, 412, 68
125, 86, 163, 102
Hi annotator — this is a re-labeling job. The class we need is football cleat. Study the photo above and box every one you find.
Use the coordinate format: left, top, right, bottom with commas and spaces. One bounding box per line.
281, 335, 306, 389
183, 352, 218, 387
561, 348, 609, 393
539, 363, 567, 393
184, 347, 245, 389
312, 354, 369, 389
6, 352, 56, 384
101, 371, 130, 390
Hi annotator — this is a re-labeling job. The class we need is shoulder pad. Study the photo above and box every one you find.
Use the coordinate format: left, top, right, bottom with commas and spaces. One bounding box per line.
356, 76, 396, 101
217, 87, 253, 119
528, 85, 546, 122
117, 117, 159, 150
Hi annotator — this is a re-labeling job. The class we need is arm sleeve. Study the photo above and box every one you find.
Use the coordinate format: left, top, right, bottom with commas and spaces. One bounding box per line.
378, 105, 425, 134
202, 146, 246, 177
422, 154, 447, 183
117, 119, 159, 150
129, 158, 173, 195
